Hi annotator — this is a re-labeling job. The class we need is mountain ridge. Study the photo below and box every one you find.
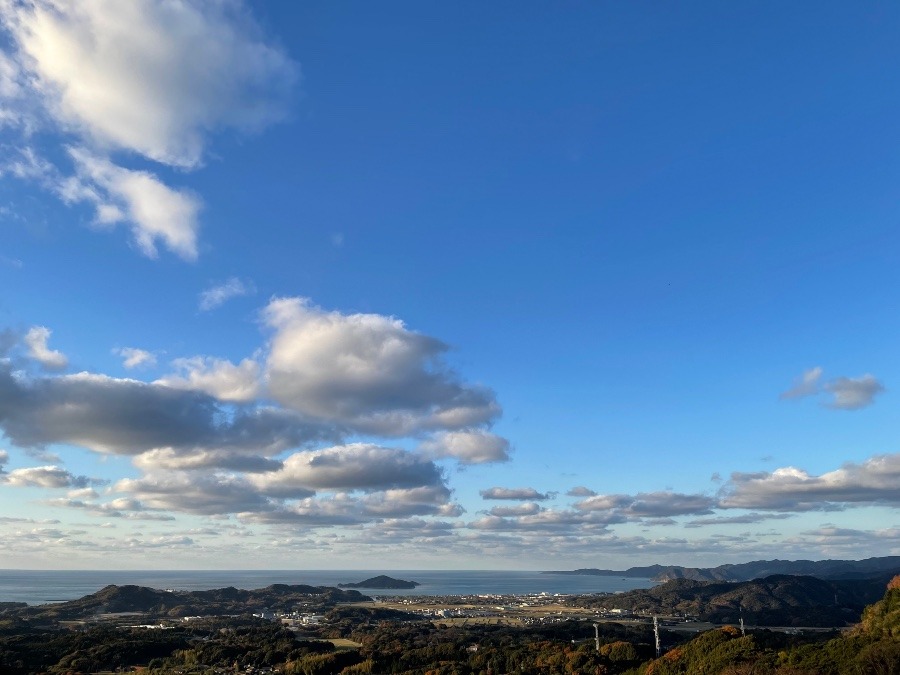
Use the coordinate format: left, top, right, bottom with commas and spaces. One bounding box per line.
544, 555, 900, 582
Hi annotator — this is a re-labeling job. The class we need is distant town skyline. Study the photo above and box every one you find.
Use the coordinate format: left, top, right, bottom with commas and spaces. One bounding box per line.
0, 1, 898, 569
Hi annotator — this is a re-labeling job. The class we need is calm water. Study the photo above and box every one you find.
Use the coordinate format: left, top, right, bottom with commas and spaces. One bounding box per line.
0, 570, 655, 605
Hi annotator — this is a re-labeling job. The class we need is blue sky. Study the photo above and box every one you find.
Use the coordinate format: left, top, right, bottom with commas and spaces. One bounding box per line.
0, 1, 898, 569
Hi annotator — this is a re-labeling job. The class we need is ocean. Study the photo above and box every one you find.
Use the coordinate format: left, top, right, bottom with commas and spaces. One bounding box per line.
0, 570, 656, 605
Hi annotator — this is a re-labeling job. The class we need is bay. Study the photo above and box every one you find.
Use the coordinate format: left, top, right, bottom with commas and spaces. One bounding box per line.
0, 569, 655, 605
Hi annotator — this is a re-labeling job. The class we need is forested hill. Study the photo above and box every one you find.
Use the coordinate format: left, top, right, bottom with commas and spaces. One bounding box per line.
545, 555, 900, 582
567, 574, 890, 627
639, 575, 900, 674
2, 583, 368, 621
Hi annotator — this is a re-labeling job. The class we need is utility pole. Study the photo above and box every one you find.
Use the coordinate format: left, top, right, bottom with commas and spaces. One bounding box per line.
593, 623, 600, 653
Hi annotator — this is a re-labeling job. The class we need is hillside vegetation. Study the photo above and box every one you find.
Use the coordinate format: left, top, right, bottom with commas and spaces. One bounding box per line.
2, 583, 366, 622
568, 574, 888, 627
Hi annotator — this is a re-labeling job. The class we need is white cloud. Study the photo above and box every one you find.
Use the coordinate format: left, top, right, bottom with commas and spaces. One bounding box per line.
66, 487, 98, 500
359, 485, 458, 518
824, 375, 884, 410
480, 487, 551, 501
246, 485, 459, 526
116, 473, 273, 516
684, 512, 794, 528
780, 367, 884, 411
1, 0, 296, 168
420, 430, 510, 465
566, 486, 596, 497
114, 347, 156, 370
720, 453, 900, 511
486, 502, 543, 517
250, 443, 445, 497
133, 447, 281, 474
23, 325, 67, 370
264, 297, 501, 435
0, 49, 22, 99
0, 0, 295, 258
0, 365, 333, 457
156, 356, 261, 402
0, 464, 99, 489
780, 366, 823, 400
63, 146, 202, 260
571, 494, 633, 511
574, 491, 716, 517
468, 509, 614, 533
199, 277, 254, 311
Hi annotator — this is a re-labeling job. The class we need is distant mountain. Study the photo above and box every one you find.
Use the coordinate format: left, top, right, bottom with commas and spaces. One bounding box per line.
8, 583, 368, 621
338, 575, 419, 589
567, 574, 890, 627
544, 556, 900, 582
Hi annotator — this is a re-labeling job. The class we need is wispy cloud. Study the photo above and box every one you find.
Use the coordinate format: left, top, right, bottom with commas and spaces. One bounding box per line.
780, 367, 884, 410
0, 0, 296, 259
198, 277, 255, 311
780, 366, 823, 400
114, 347, 157, 370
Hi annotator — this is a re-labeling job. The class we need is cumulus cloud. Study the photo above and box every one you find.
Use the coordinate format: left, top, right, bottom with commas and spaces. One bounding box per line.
245, 484, 459, 526
0, 464, 102, 489
780, 367, 884, 410
574, 491, 716, 517
362, 518, 455, 540
156, 356, 261, 402
133, 447, 282, 474
480, 487, 551, 501
824, 375, 884, 410
566, 486, 596, 497
114, 347, 156, 370
486, 502, 543, 517
359, 485, 457, 518
0, 0, 295, 257
0, 364, 334, 457
1, 0, 295, 167
0, 298, 519, 542
242, 494, 367, 527
719, 453, 900, 511
420, 430, 510, 465
263, 297, 501, 435
199, 277, 255, 311
23, 325, 67, 370
251, 444, 445, 497
116, 473, 274, 516
45, 496, 177, 521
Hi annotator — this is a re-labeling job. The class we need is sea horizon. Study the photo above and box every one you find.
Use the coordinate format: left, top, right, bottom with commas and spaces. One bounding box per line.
0, 569, 656, 606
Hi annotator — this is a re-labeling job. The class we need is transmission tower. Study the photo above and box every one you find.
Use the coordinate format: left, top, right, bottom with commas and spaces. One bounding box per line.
653, 616, 661, 658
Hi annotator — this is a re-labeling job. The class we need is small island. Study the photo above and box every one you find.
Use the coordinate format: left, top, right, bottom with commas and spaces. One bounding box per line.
338, 575, 419, 589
